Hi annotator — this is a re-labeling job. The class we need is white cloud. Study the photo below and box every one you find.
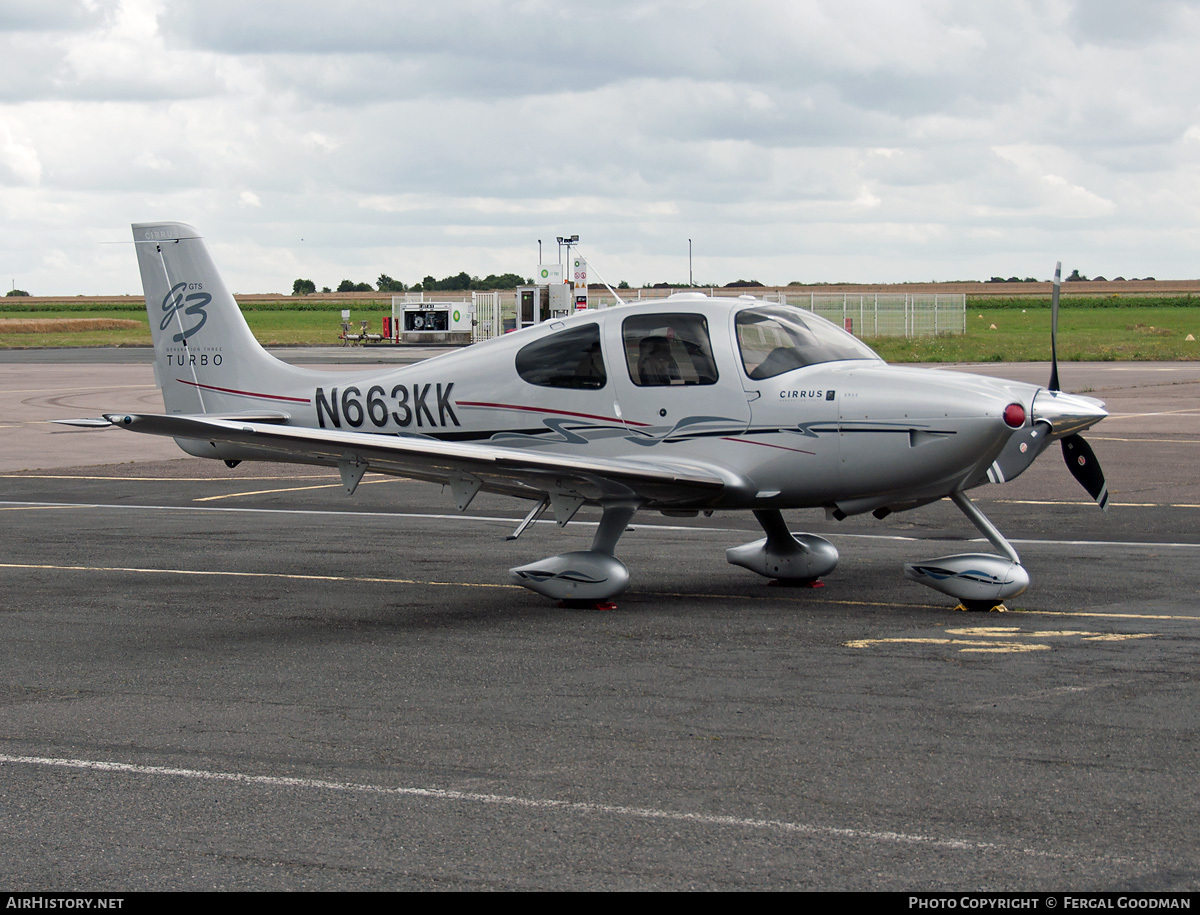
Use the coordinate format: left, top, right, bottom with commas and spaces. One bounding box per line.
0, 0, 102, 29
0, 118, 42, 184
3, 0, 1200, 293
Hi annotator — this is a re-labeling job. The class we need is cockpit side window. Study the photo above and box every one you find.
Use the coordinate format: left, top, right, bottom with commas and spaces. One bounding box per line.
621, 313, 719, 386
515, 323, 607, 389
736, 306, 880, 379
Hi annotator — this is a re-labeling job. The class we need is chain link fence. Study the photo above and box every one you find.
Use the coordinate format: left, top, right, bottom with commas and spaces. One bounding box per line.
447, 289, 967, 342
770, 292, 967, 338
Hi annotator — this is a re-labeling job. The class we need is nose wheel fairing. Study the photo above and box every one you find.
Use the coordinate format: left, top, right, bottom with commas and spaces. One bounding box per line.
903, 490, 1028, 610
903, 553, 1029, 607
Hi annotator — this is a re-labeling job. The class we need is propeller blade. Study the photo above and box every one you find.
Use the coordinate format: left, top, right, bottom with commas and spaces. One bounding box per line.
1049, 261, 1061, 392
1062, 433, 1108, 510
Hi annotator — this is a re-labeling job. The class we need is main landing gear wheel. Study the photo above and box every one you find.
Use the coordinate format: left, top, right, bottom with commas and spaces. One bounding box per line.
509, 501, 639, 604
726, 509, 839, 585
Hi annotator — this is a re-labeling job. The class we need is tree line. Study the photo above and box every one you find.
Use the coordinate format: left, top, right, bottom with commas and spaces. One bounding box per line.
292, 274, 772, 295
987, 270, 1157, 283
293, 271, 532, 296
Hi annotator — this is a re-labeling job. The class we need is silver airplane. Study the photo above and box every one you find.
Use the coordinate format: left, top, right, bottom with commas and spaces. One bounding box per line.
69, 222, 1109, 610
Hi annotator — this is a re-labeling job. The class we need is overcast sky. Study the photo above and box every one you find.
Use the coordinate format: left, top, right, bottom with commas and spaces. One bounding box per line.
3, 0, 1200, 295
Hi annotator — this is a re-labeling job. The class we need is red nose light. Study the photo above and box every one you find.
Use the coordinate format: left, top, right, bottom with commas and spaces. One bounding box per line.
1003, 403, 1026, 428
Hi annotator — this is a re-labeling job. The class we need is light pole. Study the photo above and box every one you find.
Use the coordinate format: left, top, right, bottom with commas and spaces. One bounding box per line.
557, 234, 579, 271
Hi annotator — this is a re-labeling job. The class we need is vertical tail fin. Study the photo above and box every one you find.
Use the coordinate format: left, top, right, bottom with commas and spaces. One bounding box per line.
132, 222, 313, 416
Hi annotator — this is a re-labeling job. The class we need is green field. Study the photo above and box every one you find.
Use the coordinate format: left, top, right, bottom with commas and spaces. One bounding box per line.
0, 307, 355, 348
869, 306, 1200, 363
4, 298, 1200, 362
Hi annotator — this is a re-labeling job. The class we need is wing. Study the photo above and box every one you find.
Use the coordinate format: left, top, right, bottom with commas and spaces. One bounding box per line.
105, 412, 747, 508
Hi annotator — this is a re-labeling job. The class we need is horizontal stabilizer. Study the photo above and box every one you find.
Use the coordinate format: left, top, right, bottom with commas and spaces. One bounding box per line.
58, 411, 290, 429
54, 417, 114, 428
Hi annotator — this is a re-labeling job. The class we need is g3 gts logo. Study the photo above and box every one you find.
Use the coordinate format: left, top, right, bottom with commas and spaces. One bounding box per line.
160, 282, 211, 343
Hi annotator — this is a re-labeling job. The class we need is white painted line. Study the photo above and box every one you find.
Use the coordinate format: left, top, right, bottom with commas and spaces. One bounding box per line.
0, 753, 1098, 862
3, 500, 1200, 549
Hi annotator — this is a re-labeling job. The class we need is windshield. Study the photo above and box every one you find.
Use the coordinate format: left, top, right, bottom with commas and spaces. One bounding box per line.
735, 305, 881, 379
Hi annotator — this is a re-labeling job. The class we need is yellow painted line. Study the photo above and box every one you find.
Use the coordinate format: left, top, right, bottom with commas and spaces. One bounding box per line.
1009, 607, 1199, 622
484, 585, 1200, 620
1084, 633, 1157, 641
1136, 503, 1200, 509
847, 624, 1158, 653
944, 626, 1155, 641
1090, 436, 1200, 444
3, 559, 1198, 622
0, 562, 522, 591
846, 637, 1051, 653
645, 589, 945, 608
990, 499, 1092, 506
0, 561, 910, 607
192, 477, 402, 502
992, 499, 1200, 508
